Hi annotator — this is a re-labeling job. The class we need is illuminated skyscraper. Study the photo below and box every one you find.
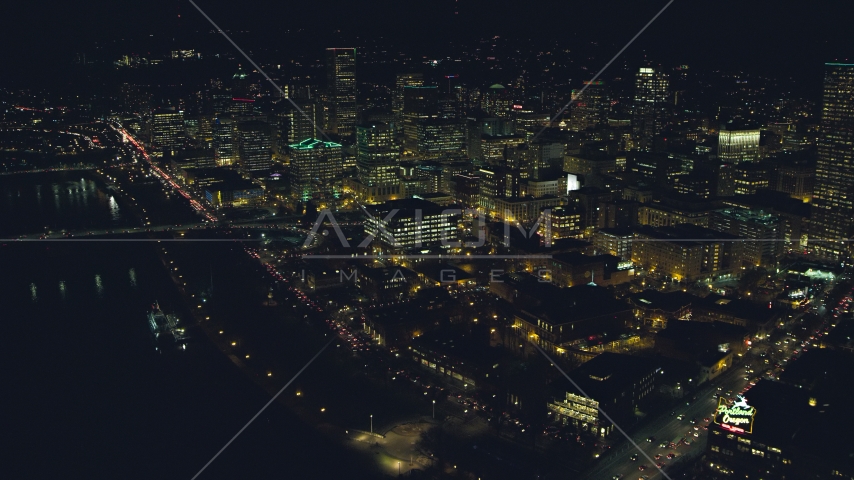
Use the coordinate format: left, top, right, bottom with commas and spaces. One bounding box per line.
632, 67, 669, 150
402, 85, 439, 151
325, 48, 357, 136
416, 118, 466, 158
287, 99, 323, 143
212, 117, 236, 166
811, 63, 854, 259
237, 120, 272, 172
356, 122, 400, 188
152, 110, 185, 154
393, 73, 424, 130
289, 138, 344, 201
569, 81, 609, 132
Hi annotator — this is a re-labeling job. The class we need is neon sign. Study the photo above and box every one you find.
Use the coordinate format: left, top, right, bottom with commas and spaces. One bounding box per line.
715, 395, 757, 434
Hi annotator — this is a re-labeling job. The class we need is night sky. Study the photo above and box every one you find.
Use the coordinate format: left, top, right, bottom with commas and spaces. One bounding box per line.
2, 1, 853, 84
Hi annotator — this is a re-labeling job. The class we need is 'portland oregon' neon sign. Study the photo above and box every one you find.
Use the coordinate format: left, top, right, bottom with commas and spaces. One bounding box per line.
715, 395, 757, 434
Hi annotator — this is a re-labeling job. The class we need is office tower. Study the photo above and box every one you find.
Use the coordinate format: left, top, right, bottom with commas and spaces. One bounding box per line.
325, 48, 357, 136
438, 92, 459, 119
288, 99, 323, 143
718, 125, 760, 163
393, 73, 424, 129
289, 138, 344, 201
212, 117, 236, 166
416, 118, 466, 158
569, 81, 609, 132
482, 84, 511, 118
237, 120, 272, 172
152, 110, 185, 154
356, 122, 400, 188
632, 67, 670, 150
402, 85, 439, 151
811, 63, 854, 259
229, 66, 255, 115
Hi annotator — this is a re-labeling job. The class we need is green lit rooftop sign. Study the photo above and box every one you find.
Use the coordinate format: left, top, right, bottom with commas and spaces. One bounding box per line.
289, 138, 343, 150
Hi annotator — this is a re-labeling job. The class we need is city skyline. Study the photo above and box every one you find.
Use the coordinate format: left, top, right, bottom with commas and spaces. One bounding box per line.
3, 2, 854, 480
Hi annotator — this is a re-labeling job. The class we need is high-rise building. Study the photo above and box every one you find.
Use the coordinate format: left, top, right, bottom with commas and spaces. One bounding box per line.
289, 138, 344, 201
237, 121, 272, 172
402, 85, 439, 151
632, 67, 670, 150
481, 84, 511, 118
393, 73, 424, 130
288, 99, 323, 143
229, 66, 255, 115
325, 48, 357, 136
152, 110, 186, 154
718, 125, 760, 163
569, 81, 609, 132
356, 122, 399, 188
415, 118, 466, 158
811, 63, 854, 259
212, 117, 236, 166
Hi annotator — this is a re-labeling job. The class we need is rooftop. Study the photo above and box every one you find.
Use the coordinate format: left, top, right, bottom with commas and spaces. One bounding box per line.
289, 138, 343, 150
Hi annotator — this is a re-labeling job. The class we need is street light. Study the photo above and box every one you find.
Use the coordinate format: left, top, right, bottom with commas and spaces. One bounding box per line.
370, 414, 373, 434
432, 400, 436, 419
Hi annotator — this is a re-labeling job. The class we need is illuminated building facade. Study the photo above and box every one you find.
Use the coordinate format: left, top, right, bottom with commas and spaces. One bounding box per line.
325, 48, 357, 136
287, 98, 323, 143
402, 85, 439, 151
491, 196, 563, 224
592, 227, 634, 260
709, 208, 783, 266
452, 173, 480, 208
632, 225, 742, 282
363, 198, 458, 250
393, 73, 424, 130
212, 117, 236, 166
481, 83, 510, 118
733, 163, 770, 195
718, 127, 760, 163
548, 353, 655, 438
569, 81, 609, 131
811, 63, 854, 259
151, 110, 185, 154
356, 122, 400, 189
288, 138, 343, 201
237, 120, 272, 172
540, 206, 583, 240
632, 67, 669, 150
415, 118, 466, 157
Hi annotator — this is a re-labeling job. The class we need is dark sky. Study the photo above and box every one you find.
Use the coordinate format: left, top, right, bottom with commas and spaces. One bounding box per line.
2, 1, 853, 85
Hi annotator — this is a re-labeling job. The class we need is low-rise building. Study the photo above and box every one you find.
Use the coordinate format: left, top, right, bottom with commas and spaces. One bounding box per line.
628, 290, 696, 329
548, 353, 656, 437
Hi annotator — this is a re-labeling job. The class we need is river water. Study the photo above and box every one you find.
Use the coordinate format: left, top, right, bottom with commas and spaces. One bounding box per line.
2, 173, 377, 479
